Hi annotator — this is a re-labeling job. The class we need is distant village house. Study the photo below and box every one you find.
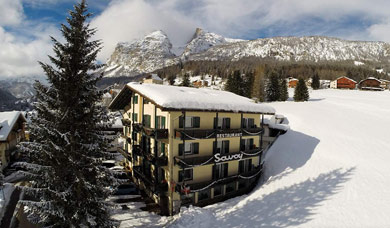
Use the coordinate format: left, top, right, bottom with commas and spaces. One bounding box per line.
358, 77, 383, 91
330, 76, 357, 89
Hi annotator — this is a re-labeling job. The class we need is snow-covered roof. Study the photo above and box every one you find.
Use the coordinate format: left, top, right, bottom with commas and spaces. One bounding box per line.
359, 77, 381, 84
0, 111, 26, 141
110, 83, 275, 114
150, 74, 162, 81
335, 76, 357, 83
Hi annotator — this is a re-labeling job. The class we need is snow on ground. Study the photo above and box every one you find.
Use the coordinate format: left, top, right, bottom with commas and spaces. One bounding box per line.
168, 89, 390, 228
115, 89, 390, 227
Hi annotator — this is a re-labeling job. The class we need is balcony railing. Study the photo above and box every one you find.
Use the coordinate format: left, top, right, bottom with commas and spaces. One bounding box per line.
175, 127, 264, 140
174, 147, 263, 168
133, 123, 168, 139
133, 166, 168, 193
176, 164, 263, 194
133, 145, 168, 166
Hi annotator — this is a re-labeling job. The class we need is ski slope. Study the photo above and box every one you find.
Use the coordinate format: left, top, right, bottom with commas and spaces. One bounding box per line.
168, 89, 390, 228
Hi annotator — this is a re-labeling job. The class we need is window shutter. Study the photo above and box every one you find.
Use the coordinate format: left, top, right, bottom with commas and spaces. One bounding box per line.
240, 139, 245, 151
249, 138, 254, 149
162, 117, 166, 128
179, 171, 183, 182
225, 118, 231, 129
249, 119, 254, 128
179, 144, 184, 156
213, 141, 217, 154
224, 163, 228, 177
179, 116, 184, 128
156, 116, 160, 129
212, 165, 216, 180
224, 141, 229, 154
239, 160, 244, 173
242, 118, 246, 128
193, 143, 199, 154
248, 159, 252, 171
161, 143, 165, 155
213, 117, 217, 129
193, 117, 200, 128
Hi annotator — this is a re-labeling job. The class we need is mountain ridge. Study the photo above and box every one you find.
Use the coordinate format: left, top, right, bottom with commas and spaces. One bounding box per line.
101, 28, 390, 78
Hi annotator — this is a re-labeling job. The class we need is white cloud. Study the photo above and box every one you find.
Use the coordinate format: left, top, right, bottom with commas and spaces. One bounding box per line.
0, 0, 24, 26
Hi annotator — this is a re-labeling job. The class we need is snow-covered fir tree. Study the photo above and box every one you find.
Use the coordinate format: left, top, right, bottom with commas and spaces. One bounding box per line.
279, 79, 289, 101
266, 71, 280, 101
17, 1, 117, 227
294, 78, 310, 101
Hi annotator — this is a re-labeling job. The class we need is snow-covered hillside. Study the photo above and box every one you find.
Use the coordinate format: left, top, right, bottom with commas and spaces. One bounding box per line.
113, 89, 390, 227
103, 30, 178, 77
102, 28, 390, 77
189, 36, 390, 62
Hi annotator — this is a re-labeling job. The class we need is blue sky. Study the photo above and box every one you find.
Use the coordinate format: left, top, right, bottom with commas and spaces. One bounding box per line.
1, 0, 390, 78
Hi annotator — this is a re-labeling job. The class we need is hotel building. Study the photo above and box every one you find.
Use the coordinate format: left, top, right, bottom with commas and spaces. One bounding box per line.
109, 83, 286, 215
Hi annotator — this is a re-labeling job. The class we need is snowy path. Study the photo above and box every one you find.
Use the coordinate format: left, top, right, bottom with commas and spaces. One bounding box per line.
169, 89, 390, 228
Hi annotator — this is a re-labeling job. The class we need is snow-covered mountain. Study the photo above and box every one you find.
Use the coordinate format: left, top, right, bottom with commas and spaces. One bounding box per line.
102, 30, 178, 77
102, 28, 390, 77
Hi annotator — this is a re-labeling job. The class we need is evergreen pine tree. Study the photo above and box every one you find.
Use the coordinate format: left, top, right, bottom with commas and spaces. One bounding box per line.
225, 70, 241, 95
279, 79, 289, 101
266, 71, 280, 101
312, 72, 320, 90
17, 1, 117, 227
181, 73, 191, 87
294, 78, 310, 101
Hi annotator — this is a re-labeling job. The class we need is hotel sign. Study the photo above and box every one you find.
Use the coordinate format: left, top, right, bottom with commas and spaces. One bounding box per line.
214, 152, 243, 163
216, 132, 242, 138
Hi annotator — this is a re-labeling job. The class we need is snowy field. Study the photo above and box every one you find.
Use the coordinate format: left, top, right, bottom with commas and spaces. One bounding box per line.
117, 89, 390, 228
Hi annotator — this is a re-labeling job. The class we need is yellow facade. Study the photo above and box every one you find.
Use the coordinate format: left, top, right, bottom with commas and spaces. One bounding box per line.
116, 89, 280, 215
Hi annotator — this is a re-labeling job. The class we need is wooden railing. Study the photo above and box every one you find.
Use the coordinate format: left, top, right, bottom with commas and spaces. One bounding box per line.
176, 164, 263, 194
133, 123, 168, 139
132, 145, 168, 166
132, 166, 168, 193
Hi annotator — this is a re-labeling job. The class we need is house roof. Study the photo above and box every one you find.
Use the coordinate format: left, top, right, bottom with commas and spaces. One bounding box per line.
335, 76, 357, 83
145, 74, 162, 81
359, 77, 382, 84
109, 83, 276, 115
0, 111, 26, 141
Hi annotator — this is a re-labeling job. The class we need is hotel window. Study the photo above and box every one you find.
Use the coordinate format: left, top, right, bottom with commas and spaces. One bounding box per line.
143, 114, 151, 128
132, 132, 137, 142
179, 168, 193, 182
242, 118, 255, 129
225, 182, 236, 193
213, 185, 223, 197
240, 138, 254, 151
239, 159, 252, 173
132, 113, 138, 123
179, 142, 199, 156
198, 189, 210, 201
213, 140, 229, 154
212, 163, 228, 180
179, 116, 200, 128
214, 117, 231, 129
156, 116, 166, 129
133, 95, 138, 104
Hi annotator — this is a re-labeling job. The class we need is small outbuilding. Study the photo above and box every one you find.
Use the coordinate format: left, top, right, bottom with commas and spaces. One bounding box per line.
288, 78, 299, 88
143, 74, 163, 84
330, 76, 357, 89
379, 79, 390, 90
358, 77, 383, 91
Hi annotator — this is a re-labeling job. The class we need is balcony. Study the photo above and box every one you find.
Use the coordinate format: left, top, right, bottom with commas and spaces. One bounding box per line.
133, 166, 168, 193
175, 127, 264, 140
133, 145, 168, 166
133, 123, 168, 139
174, 147, 263, 168
176, 165, 263, 194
